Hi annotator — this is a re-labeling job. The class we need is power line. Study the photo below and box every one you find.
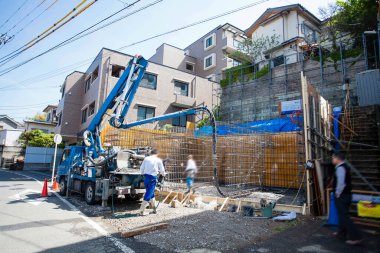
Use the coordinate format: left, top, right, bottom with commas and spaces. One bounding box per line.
0, 0, 151, 74
0, 0, 268, 78
0, 0, 92, 63
4, 0, 48, 34
11, 0, 60, 39
0, 0, 29, 31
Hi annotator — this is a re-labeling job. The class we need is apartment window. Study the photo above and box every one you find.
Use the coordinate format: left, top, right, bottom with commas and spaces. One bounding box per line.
91, 67, 99, 82
273, 55, 285, 67
233, 59, 242, 67
46, 113, 51, 122
172, 115, 187, 127
301, 24, 318, 43
174, 80, 189, 97
88, 101, 95, 116
85, 78, 91, 93
140, 73, 157, 90
137, 106, 155, 121
111, 65, 125, 78
204, 53, 216, 70
185, 62, 194, 72
58, 113, 62, 126
204, 33, 216, 50
233, 39, 241, 48
81, 108, 88, 123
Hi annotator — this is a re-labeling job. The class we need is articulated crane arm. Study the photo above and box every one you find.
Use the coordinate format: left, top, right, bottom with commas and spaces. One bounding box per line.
83, 55, 223, 196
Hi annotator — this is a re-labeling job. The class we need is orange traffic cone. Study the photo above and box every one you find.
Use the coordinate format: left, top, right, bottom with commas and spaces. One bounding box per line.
41, 178, 49, 197
52, 177, 60, 191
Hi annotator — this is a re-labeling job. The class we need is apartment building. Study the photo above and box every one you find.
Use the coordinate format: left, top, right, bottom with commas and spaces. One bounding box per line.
56, 48, 218, 144
150, 23, 247, 81
245, 4, 322, 66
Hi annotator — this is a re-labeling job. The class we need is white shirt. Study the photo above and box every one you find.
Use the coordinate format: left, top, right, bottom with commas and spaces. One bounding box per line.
185, 159, 197, 172
140, 155, 165, 176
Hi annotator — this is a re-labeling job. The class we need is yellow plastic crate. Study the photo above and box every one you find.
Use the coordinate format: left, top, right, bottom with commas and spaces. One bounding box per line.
357, 201, 380, 218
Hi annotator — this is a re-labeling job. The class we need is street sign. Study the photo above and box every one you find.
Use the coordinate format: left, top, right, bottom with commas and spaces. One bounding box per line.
53, 134, 62, 144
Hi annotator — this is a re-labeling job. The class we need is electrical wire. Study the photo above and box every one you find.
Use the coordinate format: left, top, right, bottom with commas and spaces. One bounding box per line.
0, 0, 29, 31
4, 0, 48, 34
0, 0, 268, 78
11, 0, 61, 38
0, 0, 91, 63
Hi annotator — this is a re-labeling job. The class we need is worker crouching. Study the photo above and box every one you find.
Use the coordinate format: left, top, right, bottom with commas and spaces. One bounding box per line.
139, 148, 166, 216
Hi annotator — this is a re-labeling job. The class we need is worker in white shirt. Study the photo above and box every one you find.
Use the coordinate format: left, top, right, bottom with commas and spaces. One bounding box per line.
139, 148, 165, 215
184, 155, 197, 194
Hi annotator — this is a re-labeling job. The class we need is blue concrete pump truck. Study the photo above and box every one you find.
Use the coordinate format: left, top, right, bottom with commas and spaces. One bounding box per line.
56, 55, 218, 206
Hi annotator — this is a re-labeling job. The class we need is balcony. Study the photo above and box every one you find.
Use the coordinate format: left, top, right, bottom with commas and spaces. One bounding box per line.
171, 94, 196, 108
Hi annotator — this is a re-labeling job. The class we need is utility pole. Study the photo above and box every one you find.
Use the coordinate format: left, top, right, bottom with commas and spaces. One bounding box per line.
377, 1, 380, 64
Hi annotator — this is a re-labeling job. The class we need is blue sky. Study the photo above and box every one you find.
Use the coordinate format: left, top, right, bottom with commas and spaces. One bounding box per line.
0, 0, 333, 121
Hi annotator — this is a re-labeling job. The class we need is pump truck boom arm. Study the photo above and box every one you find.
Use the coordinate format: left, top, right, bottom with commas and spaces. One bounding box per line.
81, 55, 222, 196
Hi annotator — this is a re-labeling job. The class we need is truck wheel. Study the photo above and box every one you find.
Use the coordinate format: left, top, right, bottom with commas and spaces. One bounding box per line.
59, 178, 67, 196
85, 182, 96, 205
126, 193, 144, 201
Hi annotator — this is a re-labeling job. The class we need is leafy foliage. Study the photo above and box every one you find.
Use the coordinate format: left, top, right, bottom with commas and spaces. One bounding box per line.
220, 64, 269, 88
197, 106, 221, 128
18, 130, 64, 148
30, 113, 47, 121
230, 34, 280, 64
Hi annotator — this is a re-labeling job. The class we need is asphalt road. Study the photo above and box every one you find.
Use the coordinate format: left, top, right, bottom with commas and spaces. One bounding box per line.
0, 169, 163, 253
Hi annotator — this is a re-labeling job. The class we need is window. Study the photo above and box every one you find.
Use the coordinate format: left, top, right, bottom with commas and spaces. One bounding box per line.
301, 24, 318, 43
60, 149, 70, 164
172, 115, 187, 127
81, 108, 88, 123
91, 67, 99, 82
111, 65, 125, 78
137, 106, 155, 121
88, 101, 95, 116
46, 113, 51, 122
185, 63, 194, 72
273, 55, 285, 67
233, 59, 242, 67
233, 39, 241, 48
58, 113, 62, 126
140, 73, 157, 89
85, 78, 91, 93
204, 53, 216, 70
174, 80, 189, 96
204, 33, 216, 50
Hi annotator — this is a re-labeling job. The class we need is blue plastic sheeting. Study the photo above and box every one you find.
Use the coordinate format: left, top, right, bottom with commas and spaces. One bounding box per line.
333, 107, 342, 151
195, 117, 302, 137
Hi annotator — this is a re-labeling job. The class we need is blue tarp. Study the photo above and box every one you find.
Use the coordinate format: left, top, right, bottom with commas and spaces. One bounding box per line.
195, 117, 302, 137
333, 107, 342, 151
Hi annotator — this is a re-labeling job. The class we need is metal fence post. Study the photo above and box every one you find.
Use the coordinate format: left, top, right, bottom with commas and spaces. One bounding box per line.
362, 33, 369, 70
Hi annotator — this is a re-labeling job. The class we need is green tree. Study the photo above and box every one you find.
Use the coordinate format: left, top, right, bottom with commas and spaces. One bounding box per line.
18, 130, 60, 148
30, 112, 47, 121
320, 0, 378, 44
229, 34, 280, 64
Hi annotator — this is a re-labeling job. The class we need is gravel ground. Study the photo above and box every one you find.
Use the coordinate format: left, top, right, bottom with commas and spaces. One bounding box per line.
67, 194, 298, 253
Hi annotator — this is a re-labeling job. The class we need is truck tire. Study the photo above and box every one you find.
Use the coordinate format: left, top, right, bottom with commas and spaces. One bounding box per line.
59, 177, 67, 196
85, 182, 96, 205
126, 193, 144, 201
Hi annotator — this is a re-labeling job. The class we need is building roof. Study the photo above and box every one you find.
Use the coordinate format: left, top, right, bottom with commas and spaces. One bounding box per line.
245, 4, 322, 37
23, 119, 57, 126
42, 105, 57, 113
0, 115, 23, 127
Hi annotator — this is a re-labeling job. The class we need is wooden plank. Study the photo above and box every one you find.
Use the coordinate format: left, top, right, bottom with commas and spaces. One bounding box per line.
236, 200, 242, 213
181, 193, 191, 205
162, 191, 173, 204
219, 197, 229, 212
120, 223, 169, 238
315, 160, 326, 214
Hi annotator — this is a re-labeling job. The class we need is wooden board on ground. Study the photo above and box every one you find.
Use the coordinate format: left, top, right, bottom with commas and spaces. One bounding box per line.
120, 223, 169, 238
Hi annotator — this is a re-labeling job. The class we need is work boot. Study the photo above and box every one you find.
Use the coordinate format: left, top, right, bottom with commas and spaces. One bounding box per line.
150, 199, 157, 214
139, 200, 148, 216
